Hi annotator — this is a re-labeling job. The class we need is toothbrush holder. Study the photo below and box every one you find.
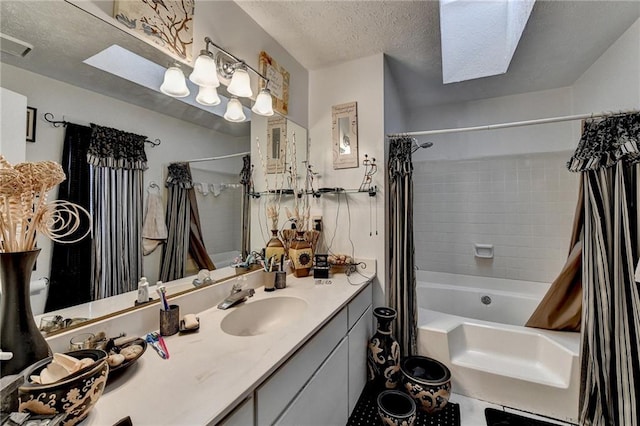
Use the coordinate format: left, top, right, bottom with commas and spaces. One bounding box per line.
159, 304, 180, 336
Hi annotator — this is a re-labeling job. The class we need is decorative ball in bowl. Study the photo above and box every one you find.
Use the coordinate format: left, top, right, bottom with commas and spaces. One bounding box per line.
18, 349, 109, 425
400, 355, 451, 414
377, 390, 417, 426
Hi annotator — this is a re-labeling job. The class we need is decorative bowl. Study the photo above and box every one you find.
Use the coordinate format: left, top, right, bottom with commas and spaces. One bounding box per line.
400, 355, 451, 414
377, 390, 417, 426
18, 349, 109, 425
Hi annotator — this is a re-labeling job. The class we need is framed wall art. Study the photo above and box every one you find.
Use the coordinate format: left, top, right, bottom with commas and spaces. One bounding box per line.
259, 51, 290, 116
266, 115, 287, 174
332, 102, 358, 169
26, 106, 37, 143
113, 0, 194, 61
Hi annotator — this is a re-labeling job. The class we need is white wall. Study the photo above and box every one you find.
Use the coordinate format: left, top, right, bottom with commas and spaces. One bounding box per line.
1, 63, 247, 291
408, 87, 577, 162
572, 18, 640, 116
308, 54, 386, 306
0, 87, 27, 164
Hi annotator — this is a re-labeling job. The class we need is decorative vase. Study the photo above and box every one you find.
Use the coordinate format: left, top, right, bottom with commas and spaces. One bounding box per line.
400, 355, 451, 413
0, 249, 52, 377
377, 390, 417, 426
367, 307, 401, 391
265, 230, 285, 265
288, 231, 313, 278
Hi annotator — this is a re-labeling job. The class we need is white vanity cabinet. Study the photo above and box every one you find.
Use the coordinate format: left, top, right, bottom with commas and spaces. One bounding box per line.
254, 282, 372, 426
216, 396, 254, 426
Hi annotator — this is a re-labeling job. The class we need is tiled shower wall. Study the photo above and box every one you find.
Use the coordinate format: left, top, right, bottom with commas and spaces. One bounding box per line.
413, 151, 580, 283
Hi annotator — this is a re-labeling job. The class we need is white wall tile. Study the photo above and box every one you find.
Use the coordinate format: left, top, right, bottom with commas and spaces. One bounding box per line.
414, 151, 578, 283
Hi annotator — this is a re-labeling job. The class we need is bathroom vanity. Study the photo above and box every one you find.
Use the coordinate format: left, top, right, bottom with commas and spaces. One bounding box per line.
43, 263, 374, 425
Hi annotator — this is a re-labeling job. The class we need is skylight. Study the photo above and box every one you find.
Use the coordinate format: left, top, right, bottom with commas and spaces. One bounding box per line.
440, 0, 535, 84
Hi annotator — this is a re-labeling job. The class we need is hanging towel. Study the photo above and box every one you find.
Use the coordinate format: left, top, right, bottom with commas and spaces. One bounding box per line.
142, 192, 168, 255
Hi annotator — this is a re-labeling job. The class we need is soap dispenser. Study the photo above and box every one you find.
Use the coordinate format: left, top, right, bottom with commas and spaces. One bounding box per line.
136, 277, 149, 304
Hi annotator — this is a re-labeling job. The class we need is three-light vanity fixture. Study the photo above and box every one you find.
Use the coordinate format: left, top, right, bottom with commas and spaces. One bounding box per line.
160, 36, 274, 122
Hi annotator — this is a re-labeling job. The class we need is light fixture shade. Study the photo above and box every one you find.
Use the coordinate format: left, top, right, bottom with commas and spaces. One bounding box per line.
160, 66, 189, 98
251, 88, 274, 116
196, 85, 221, 106
227, 67, 253, 98
189, 53, 220, 88
224, 97, 246, 122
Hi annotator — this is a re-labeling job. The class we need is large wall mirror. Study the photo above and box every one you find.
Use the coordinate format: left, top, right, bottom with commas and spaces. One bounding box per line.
0, 0, 307, 334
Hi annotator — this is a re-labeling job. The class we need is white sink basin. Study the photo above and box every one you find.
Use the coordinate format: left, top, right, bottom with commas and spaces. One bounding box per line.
220, 296, 308, 336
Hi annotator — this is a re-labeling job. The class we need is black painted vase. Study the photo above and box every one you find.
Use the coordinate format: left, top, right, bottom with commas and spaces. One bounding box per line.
0, 249, 52, 377
367, 307, 401, 391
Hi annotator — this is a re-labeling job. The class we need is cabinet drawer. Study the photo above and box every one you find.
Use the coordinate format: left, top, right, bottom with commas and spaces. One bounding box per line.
275, 338, 349, 426
256, 308, 348, 426
348, 283, 372, 330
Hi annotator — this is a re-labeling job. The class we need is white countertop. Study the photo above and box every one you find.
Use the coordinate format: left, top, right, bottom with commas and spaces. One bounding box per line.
82, 270, 374, 425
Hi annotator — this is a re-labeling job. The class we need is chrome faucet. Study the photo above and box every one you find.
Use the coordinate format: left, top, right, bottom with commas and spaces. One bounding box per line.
217, 283, 255, 310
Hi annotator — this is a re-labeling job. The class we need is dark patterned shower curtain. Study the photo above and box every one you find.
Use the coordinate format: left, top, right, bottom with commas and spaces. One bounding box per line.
567, 112, 640, 425
388, 136, 418, 356
88, 124, 147, 300
160, 162, 215, 282
46, 123, 93, 311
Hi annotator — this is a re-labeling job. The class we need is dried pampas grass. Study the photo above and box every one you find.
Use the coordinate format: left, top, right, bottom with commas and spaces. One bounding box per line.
0, 155, 91, 253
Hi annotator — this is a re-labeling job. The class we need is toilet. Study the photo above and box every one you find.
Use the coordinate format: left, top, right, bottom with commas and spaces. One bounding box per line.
30, 277, 50, 316
0, 277, 50, 316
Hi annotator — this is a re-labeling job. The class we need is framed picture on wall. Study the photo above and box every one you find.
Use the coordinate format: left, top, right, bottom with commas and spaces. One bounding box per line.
26, 106, 37, 142
113, 0, 194, 62
332, 102, 358, 169
259, 51, 290, 116
266, 115, 287, 174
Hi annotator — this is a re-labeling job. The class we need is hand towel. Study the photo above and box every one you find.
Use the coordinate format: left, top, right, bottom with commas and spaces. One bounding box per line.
142, 192, 168, 255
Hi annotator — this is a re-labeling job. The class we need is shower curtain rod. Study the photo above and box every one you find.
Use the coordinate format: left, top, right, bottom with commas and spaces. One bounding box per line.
186, 151, 250, 163
387, 109, 639, 138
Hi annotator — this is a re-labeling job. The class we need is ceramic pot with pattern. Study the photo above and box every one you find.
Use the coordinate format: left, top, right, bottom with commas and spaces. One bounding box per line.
288, 231, 313, 278
18, 349, 109, 425
265, 230, 285, 264
367, 307, 401, 391
377, 390, 417, 426
400, 355, 451, 414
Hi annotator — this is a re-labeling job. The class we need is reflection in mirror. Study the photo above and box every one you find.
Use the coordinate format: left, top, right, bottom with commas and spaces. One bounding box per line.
0, 0, 277, 333
338, 117, 351, 155
1, 0, 309, 334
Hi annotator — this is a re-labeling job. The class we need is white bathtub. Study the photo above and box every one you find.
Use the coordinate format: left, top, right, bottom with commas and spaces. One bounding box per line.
416, 271, 580, 422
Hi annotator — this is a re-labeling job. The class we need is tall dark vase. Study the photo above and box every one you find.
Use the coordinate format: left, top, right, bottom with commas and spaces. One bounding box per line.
367, 307, 401, 392
0, 249, 51, 377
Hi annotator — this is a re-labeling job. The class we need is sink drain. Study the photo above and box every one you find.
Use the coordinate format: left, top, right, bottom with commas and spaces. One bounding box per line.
480, 295, 492, 305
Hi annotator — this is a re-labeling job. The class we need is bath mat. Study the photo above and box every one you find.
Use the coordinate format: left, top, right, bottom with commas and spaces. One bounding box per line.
347, 386, 460, 426
485, 408, 564, 426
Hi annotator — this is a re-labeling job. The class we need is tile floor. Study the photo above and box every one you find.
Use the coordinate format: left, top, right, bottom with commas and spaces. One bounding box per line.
450, 393, 577, 426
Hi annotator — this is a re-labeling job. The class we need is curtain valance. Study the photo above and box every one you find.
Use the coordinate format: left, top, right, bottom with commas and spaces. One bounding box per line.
389, 137, 414, 177
166, 162, 193, 189
567, 112, 640, 172
87, 124, 148, 170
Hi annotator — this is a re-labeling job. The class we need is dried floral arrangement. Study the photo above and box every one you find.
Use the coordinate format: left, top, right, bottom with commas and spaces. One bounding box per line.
0, 155, 91, 253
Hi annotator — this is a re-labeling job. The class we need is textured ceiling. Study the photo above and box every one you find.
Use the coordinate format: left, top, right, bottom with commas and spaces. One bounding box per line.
1, 0, 638, 126
236, 0, 640, 109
